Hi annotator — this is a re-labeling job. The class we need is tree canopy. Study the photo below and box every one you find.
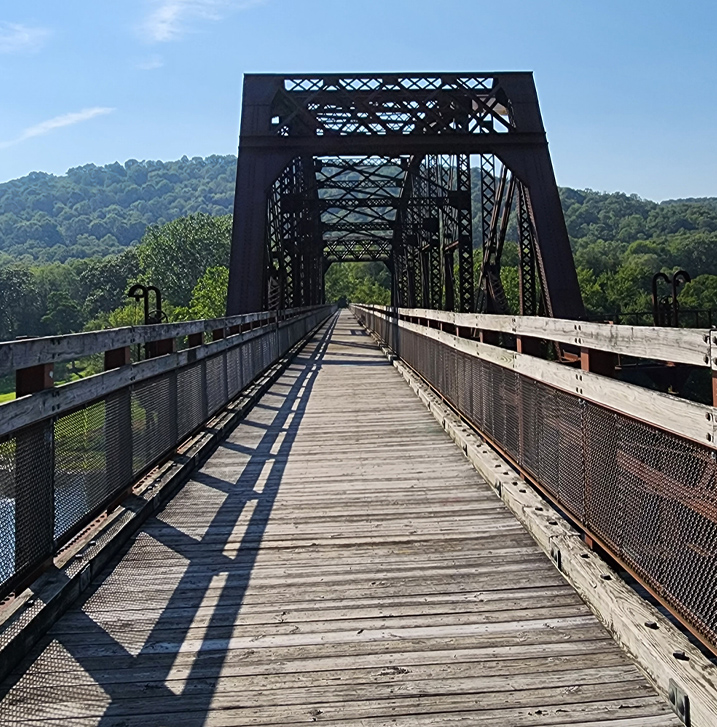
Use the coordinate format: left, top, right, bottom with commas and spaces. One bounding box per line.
0, 155, 235, 264
2, 155, 717, 341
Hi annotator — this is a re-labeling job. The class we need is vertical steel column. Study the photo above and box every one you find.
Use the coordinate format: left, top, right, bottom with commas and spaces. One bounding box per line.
455, 154, 474, 313
518, 183, 538, 316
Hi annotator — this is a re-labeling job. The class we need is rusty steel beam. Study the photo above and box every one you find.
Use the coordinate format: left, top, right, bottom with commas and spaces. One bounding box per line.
228, 72, 583, 320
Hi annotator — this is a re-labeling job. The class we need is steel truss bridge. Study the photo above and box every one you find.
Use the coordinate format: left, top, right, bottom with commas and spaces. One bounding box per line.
0, 72, 715, 726
227, 73, 583, 319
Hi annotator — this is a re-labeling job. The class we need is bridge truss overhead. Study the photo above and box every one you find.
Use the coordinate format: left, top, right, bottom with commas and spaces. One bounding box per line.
228, 73, 584, 318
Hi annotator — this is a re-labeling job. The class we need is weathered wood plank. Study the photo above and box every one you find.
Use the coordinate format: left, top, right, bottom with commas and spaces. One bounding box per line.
363, 304, 711, 367
0, 308, 328, 436
0, 306, 327, 376
0, 311, 678, 726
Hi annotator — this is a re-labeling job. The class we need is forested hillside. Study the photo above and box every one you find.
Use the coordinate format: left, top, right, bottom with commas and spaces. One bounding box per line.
0, 155, 235, 263
1, 154, 717, 345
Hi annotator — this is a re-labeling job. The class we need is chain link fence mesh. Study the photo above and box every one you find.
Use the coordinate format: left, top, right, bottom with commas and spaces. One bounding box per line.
357, 307, 717, 652
0, 308, 331, 599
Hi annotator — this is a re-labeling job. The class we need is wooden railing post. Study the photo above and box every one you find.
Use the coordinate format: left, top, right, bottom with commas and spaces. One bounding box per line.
147, 338, 176, 358
104, 346, 130, 370
480, 330, 500, 346
516, 336, 544, 357
580, 347, 616, 377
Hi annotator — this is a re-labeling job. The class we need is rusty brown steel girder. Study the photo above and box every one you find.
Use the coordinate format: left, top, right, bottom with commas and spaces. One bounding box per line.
228, 72, 583, 319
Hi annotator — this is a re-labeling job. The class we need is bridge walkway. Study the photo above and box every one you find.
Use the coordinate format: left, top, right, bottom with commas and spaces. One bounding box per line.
0, 311, 678, 726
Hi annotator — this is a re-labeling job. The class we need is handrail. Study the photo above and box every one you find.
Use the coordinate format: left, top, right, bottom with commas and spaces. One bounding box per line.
357, 304, 714, 368
352, 304, 716, 447
0, 306, 319, 376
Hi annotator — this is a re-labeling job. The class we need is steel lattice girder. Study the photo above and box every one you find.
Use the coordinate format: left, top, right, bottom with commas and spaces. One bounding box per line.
228, 72, 583, 318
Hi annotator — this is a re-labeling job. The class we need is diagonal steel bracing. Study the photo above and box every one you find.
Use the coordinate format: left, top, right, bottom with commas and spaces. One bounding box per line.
228, 72, 583, 318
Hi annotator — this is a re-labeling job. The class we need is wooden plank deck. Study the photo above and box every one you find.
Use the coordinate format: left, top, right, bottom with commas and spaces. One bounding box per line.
0, 311, 679, 726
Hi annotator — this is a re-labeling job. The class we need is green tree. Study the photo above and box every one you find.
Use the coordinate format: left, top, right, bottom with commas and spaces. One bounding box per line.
177, 266, 229, 319
137, 214, 232, 307
0, 265, 40, 340
40, 291, 84, 335
325, 263, 391, 305
678, 275, 717, 312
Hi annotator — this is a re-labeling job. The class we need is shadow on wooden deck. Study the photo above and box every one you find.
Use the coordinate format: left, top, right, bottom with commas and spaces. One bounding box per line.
0, 317, 336, 727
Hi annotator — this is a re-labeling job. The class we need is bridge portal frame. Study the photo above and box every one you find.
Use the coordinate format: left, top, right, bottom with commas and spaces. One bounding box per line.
227, 72, 584, 319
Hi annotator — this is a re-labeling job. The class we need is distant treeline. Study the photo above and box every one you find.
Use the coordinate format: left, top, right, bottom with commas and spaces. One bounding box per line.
0, 155, 235, 263
1, 155, 717, 343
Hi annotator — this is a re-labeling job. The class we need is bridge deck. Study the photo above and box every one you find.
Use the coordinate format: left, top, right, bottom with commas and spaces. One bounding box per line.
0, 311, 678, 726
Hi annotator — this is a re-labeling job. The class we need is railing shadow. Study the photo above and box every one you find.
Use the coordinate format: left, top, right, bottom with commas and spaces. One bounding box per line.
0, 316, 336, 726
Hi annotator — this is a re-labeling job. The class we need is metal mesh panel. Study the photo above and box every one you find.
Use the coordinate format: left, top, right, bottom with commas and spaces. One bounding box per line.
584, 404, 622, 551
502, 367, 520, 462
226, 345, 243, 398
362, 311, 717, 652
263, 331, 277, 370
589, 405, 717, 646
177, 362, 205, 440
206, 354, 227, 416
55, 399, 112, 539
554, 390, 586, 521
241, 341, 255, 387
131, 374, 174, 475
469, 354, 487, 432
0, 423, 53, 591
0, 437, 16, 587
518, 375, 539, 475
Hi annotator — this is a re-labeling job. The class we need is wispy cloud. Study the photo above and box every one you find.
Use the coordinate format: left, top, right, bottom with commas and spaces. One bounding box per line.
136, 54, 164, 70
141, 0, 264, 43
0, 108, 115, 149
0, 21, 51, 54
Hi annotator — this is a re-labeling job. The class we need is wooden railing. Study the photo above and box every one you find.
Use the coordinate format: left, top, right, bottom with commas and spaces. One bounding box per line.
0, 306, 334, 600
352, 304, 717, 655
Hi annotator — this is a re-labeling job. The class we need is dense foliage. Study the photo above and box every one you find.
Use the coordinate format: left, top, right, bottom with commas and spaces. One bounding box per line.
0, 155, 235, 264
2, 155, 717, 345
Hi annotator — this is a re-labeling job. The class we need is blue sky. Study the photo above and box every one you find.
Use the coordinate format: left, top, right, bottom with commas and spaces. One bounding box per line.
1, 0, 716, 200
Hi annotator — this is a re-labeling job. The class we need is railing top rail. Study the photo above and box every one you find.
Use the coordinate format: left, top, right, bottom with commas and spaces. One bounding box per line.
0, 306, 321, 376
0, 306, 332, 439
351, 303, 716, 448
354, 304, 714, 368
